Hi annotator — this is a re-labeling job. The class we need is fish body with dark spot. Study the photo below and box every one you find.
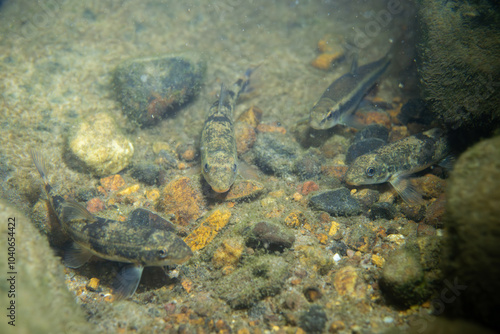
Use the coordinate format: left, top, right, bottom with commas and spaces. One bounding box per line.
345, 128, 449, 204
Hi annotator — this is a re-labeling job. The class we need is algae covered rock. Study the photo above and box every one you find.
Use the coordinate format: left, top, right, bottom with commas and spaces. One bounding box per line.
216, 255, 290, 309
417, 0, 500, 133
380, 244, 431, 307
68, 112, 134, 176
0, 200, 92, 334
309, 187, 362, 217
445, 135, 500, 331
113, 53, 206, 126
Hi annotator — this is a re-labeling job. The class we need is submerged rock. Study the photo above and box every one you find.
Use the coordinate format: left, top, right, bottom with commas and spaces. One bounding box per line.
67, 112, 134, 176
309, 187, 362, 216
445, 135, 500, 330
245, 221, 295, 253
346, 138, 386, 165
217, 255, 290, 309
113, 53, 206, 126
299, 305, 327, 334
253, 131, 301, 176
380, 245, 430, 307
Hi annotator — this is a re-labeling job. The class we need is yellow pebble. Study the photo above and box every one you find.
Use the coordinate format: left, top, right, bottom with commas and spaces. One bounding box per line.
145, 189, 160, 202
328, 221, 340, 236
86, 278, 100, 291
184, 208, 231, 251
371, 254, 386, 268
117, 184, 140, 196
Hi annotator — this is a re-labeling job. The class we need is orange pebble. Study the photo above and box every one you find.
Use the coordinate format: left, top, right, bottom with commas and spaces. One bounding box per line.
86, 198, 105, 214
100, 174, 125, 191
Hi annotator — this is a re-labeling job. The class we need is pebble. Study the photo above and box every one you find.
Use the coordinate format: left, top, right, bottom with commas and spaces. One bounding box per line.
235, 122, 257, 155
352, 189, 379, 209
246, 221, 295, 253
113, 53, 206, 126
345, 138, 386, 164
303, 286, 323, 302
345, 223, 374, 253
218, 179, 264, 202
68, 113, 134, 176
417, 174, 447, 199
86, 198, 105, 214
86, 278, 100, 292
311, 52, 343, 70
299, 305, 327, 334
380, 246, 429, 307
284, 211, 308, 229
184, 208, 231, 251
217, 255, 289, 309
333, 266, 365, 299
236, 105, 263, 127
329, 240, 348, 257
130, 163, 160, 186
157, 177, 205, 226
100, 174, 126, 192
253, 131, 301, 176
294, 151, 323, 180
298, 181, 319, 196
369, 202, 397, 220
424, 193, 446, 227
176, 143, 198, 162
212, 238, 244, 269
353, 124, 389, 143
309, 188, 362, 217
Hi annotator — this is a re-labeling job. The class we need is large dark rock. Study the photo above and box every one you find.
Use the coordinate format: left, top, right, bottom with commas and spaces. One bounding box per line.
113, 53, 206, 126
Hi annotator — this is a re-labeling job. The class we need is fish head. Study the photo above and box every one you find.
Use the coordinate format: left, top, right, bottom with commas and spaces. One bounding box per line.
345, 153, 389, 185
202, 151, 238, 193
141, 231, 193, 266
309, 98, 342, 130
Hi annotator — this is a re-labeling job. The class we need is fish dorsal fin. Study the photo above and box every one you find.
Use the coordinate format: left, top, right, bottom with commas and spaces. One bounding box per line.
62, 199, 96, 222
112, 264, 144, 301
389, 174, 424, 205
29, 149, 49, 180
63, 242, 92, 268
350, 54, 359, 76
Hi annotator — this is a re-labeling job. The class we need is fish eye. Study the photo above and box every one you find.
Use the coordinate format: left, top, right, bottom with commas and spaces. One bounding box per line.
326, 112, 334, 120
232, 164, 237, 173
158, 249, 168, 258
366, 167, 376, 177
203, 163, 209, 173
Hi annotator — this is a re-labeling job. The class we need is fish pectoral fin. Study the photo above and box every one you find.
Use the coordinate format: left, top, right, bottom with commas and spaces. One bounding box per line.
112, 264, 144, 301
62, 199, 96, 222
390, 175, 423, 205
64, 242, 92, 268
438, 154, 455, 170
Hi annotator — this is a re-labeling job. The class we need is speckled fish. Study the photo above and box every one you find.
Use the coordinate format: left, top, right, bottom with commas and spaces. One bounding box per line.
201, 69, 253, 192
30, 150, 193, 300
309, 53, 391, 130
344, 128, 449, 204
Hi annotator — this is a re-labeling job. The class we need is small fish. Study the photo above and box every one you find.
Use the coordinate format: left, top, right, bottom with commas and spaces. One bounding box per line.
344, 128, 449, 204
201, 69, 253, 193
309, 53, 391, 130
30, 150, 193, 300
